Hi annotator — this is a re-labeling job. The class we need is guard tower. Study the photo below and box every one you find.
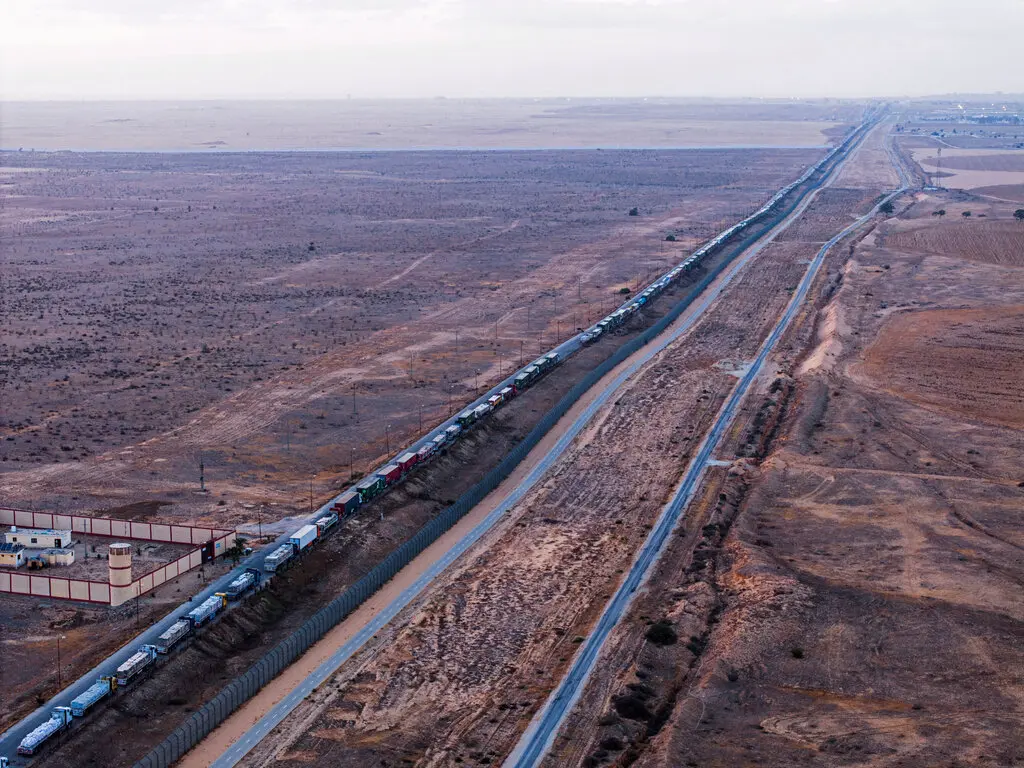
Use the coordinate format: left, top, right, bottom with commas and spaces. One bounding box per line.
108, 542, 135, 607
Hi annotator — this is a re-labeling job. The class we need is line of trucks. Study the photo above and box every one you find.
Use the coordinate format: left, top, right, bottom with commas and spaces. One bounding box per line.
263, 352, 562, 573
3, 127, 869, 766
13, 568, 262, 758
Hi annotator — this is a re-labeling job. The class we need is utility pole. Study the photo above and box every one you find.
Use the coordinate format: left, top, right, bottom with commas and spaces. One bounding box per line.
198, 453, 205, 492
385, 424, 391, 456
520, 340, 524, 366
418, 404, 423, 433
257, 504, 264, 541
56, 634, 64, 690
349, 447, 354, 482
577, 275, 582, 301
309, 476, 314, 513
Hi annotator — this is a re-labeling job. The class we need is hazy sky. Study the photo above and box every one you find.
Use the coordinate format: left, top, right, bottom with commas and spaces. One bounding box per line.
2, 0, 1021, 100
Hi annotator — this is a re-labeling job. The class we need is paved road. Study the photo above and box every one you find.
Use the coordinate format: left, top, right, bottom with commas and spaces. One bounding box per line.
503, 121, 909, 768
202, 117, 881, 767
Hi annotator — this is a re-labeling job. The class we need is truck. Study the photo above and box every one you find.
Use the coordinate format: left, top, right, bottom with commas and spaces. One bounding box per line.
444, 424, 461, 442
115, 646, 158, 686
377, 464, 402, 486
456, 409, 476, 427
500, 385, 515, 402
17, 707, 73, 756
225, 567, 261, 599
70, 677, 117, 717
264, 543, 294, 572
514, 371, 531, 390
487, 394, 503, 409
155, 618, 192, 653
397, 452, 418, 474
289, 524, 318, 553
355, 474, 386, 502
187, 593, 227, 628
431, 433, 448, 451
314, 513, 339, 536
333, 490, 361, 518
416, 443, 435, 463
472, 403, 490, 420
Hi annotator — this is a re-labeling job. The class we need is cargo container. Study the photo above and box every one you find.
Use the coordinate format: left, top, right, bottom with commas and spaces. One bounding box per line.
444, 424, 461, 441
514, 372, 531, 390
487, 394, 503, 409
264, 543, 294, 572
226, 567, 262, 599
524, 365, 540, 381
155, 619, 192, 653
289, 524, 318, 552
333, 490, 361, 518
431, 433, 448, 450
500, 386, 515, 401
115, 645, 158, 686
544, 352, 560, 367
397, 452, 418, 474
70, 677, 117, 717
18, 707, 72, 756
187, 594, 227, 627
456, 409, 476, 427
416, 443, 434, 463
314, 513, 338, 536
355, 475, 386, 502
377, 464, 402, 486
472, 403, 490, 420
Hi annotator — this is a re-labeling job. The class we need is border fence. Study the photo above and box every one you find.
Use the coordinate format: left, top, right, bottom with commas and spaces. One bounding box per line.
133, 119, 873, 768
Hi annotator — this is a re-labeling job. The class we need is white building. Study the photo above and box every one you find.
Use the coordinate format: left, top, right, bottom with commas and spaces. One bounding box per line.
0, 543, 26, 568
4, 527, 73, 549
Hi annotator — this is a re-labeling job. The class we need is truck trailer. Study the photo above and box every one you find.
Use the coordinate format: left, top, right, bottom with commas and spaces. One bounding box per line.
155, 618, 192, 653
314, 513, 339, 536
355, 475, 386, 502
70, 677, 117, 717
17, 707, 73, 756
333, 490, 361, 518
115, 646, 158, 686
225, 568, 261, 599
264, 543, 294, 572
289, 524, 318, 552
187, 594, 227, 627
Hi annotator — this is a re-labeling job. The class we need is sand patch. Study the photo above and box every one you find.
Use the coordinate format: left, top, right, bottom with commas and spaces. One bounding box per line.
860, 306, 1024, 429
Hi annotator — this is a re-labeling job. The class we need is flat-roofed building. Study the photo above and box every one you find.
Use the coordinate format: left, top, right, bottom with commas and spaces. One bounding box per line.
4, 527, 73, 549
0, 542, 26, 568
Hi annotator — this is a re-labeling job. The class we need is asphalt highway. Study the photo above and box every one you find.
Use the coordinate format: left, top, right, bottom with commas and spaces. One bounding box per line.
503, 124, 909, 768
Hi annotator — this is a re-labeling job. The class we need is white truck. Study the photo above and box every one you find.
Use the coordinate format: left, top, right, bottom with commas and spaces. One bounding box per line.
17, 707, 73, 756
288, 524, 318, 553
155, 618, 192, 653
115, 645, 158, 686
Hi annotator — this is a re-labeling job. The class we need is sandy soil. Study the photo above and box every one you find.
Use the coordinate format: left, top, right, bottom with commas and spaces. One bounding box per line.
540, 176, 1024, 765
227, 164, 869, 767
0, 145, 819, 532
0, 99, 857, 152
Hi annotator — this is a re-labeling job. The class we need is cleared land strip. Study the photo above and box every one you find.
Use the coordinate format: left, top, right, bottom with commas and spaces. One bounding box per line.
505, 130, 908, 767
177, 122, 880, 767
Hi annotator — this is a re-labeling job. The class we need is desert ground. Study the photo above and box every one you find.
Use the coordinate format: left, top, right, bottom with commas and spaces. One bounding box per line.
1, 101, 859, 750
532, 133, 1024, 767
169, 120, 898, 768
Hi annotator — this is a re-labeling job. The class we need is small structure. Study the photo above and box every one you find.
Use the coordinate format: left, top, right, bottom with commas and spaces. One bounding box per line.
5, 527, 73, 549
0, 542, 26, 569
41, 548, 76, 566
